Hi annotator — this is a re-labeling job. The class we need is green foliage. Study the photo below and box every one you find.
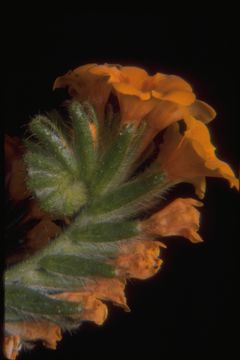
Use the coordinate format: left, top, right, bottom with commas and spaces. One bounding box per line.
29, 115, 78, 175
69, 101, 98, 182
6, 285, 82, 315
70, 220, 139, 243
5, 99, 169, 332
39, 255, 115, 277
84, 172, 166, 221
92, 123, 137, 194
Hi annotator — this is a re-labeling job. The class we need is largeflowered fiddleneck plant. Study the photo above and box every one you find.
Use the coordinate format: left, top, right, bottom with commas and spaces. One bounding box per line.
4, 64, 238, 359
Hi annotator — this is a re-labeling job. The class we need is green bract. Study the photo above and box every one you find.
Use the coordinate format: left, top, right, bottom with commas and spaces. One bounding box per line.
5, 100, 169, 332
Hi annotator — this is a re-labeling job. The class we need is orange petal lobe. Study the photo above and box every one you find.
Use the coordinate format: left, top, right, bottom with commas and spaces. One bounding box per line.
188, 100, 217, 123
5, 321, 62, 351
114, 240, 163, 279
158, 117, 239, 195
53, 292, 108, 325
3, 336, 21, 360
85, 278, 128, 310
142, 198, 203, 243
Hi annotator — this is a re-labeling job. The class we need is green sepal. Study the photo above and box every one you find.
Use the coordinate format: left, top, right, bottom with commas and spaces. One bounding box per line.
75, 242, 119, 258
69, 101, 98, 181
20, 269, 87, 292
24, 145, 88, 218
5, 284, 82, 315
99, 104, 121, 151
70, 220, 139, 243
29, 115, 78, 176
91, 123, 137, 194
23, 147, 64, 174
5, 307, 25, 322
32, 181, 87, 217
39, 255, 115, 278
84, 172, 167, 221
45, 109, 73, 145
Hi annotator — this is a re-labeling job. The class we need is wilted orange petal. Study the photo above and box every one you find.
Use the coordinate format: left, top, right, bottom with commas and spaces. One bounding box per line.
142, 198, 203, 243
53, 292, 108, 325
3, 336, 21, 360
7, 158, 29, 201
115, 240, 163, 279
25, 218, 61, 251
22, 201, 47, 223
5, 135, 23, 165
190, 177, 206, 199
5, 136, 29, 202
5, 321, 62, 350
85, 278, 129, 310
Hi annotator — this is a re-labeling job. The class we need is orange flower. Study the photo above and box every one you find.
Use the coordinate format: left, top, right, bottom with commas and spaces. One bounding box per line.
54, 64, 216, 153
157, 115, 239, 198
5, 321, 62, 351
52, 277, 129, 325
114, 239, 164, 280
91, 64, 196, 125
89, 65, 216, 132
142, 198, 203, 243
53, 63, 114, 121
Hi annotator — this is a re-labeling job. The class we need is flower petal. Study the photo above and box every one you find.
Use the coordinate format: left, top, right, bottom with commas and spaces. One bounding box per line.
116, 94, 155, 124
190, 177, 206, 199
114, 240, 163, 279
188, 100, 217, 123
158, 117, 239, 195
89, 63, 122, 83
53, 292, 108, 325
113, 82, 150, 100
5, 321, 62, 350
151, 74, 195, 105
3, 336, 21, 360
161, 90, 196, 106
142, 198, 203, 243
53, 64, 111, 121
120, 66, 150, 88
85, 278, 128, 310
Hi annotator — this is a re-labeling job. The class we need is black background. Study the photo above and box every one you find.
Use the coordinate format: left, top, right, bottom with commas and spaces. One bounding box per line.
4, 9, 239, 358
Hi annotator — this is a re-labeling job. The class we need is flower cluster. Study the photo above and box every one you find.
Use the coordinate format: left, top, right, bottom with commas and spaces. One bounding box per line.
54, 63, 238, 197
4, 64, 238, 359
